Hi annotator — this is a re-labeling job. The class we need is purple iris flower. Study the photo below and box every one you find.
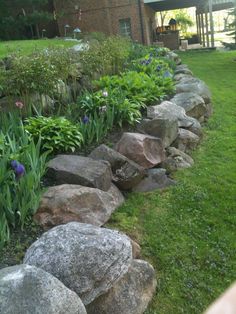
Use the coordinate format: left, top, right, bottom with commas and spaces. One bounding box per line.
11, 160, 25, 179
15, 164, 25, 178
82, 115, 89, 124
163, 71, 172, 78
11, 160, 18, 169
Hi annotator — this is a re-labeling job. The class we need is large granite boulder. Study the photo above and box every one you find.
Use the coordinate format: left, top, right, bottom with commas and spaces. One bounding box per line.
160, 147, 194, 173
137, 117, 178, 148
170, 92, 207, 120
34, 184, 124, 229
47, 155, 112, 191
0, 264, 87, 314
166, 51, 181, 65
173, 128, 200, 153
174, 64, 193, 76
175, 77, 211, 104
89, 145, 146, 190
86, 260, 157, 314
24, 222, 132, 305
147, 101, 202, 136
132, 168, 175, 192
115, 133, 165, 169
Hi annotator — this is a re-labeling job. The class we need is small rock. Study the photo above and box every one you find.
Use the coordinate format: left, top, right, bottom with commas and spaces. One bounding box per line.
131, 240, 141, 259
174, 64, 193, 76
132, 168, 175, 192
166, 51, 181, 65
24, 222, 132, 305
89, 145, 146, 190
34, 184, 124, 229
47, 155, 112, 191
137, 117, 178, 148
115, 133, 165, 169
173, 128, 200, 153
160, 147, 194, 173
174, 73, 193, 82
0, 264, 87, 314
86, 259, 157, 314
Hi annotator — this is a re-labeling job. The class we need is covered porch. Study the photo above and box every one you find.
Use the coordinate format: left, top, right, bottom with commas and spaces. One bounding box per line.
144, 0, 236, 48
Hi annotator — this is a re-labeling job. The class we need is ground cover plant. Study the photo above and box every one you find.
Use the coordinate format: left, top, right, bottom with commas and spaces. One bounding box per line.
108, 50, 236, 313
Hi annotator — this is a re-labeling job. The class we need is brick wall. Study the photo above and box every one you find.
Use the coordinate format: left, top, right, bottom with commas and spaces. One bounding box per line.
53, 0, 156, 44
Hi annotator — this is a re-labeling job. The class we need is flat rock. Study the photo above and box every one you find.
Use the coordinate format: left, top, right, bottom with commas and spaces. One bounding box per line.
170, 92, 207, 120
172, 128, 200, 153
174, 73, 193, 82
89, 145, 146, 190
132, 168, 175, 192
47, 155, 112, 191
24, 222, 132, 305
115, 133, 165, 169
34, 184, 124, 229
137, 117, 178, 148
160, 147, 194, 173
0, 264, 87, 314
175, 77, 211, 104
86, 259, 157, 314
174, 64, 193, 76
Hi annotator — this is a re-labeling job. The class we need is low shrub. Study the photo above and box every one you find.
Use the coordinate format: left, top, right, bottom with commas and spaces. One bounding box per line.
24, 116, 84, 154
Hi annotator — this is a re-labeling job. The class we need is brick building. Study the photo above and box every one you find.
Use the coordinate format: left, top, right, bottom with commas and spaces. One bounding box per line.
53, 0, 156, 44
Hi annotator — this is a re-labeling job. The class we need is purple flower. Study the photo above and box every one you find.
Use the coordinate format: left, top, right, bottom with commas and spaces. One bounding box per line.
15, 164, 25, 178
82, 115, 89, 124
11, 160, 18, 169
156, 65, 162, 72
11, 160, 25, 179
163, 71, 172, 78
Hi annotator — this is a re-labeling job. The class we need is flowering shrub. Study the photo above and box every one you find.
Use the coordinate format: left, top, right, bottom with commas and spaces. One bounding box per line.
0, 113, 48, 247
24, 116, 84, 154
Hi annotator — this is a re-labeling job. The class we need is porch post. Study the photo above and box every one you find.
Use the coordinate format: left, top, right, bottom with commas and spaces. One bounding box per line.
209, 0, 215, 47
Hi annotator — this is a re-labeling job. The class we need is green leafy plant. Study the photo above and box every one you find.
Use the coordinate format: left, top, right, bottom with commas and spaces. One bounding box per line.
0, 112, 48, 247
24, 116, 83, 153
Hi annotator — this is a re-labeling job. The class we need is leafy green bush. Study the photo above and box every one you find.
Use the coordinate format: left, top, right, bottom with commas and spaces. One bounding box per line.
95, 70, 174, 105
24, 116, 83, 153
0, 113, 47, 247
80, 36, 132, 78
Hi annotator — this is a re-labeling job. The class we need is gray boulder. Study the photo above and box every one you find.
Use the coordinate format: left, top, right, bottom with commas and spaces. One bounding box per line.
176, 77, 211, 104
47, 155, 112, 191
137, 117, 178, 148
89, 145, 146, 190
24, 222, 132, 305
161, 147, 194, 173
174, 64, 193, 76
170, 92, 207, 120
132, 168, 175, 192
174, 73, 193, 82
34, 184, 124, 229
166, 51, 181, 65
86, 259, 157, 314
115, 133, 165, 169
0, 264, 87, 314
147, 101, 202, 136
173, 128, 200, 153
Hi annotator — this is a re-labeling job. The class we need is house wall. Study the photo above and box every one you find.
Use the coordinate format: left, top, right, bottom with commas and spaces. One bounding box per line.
53, 0, 156, 44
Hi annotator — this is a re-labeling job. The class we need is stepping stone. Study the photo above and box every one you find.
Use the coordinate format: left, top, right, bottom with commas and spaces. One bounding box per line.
47, 155, 112, 191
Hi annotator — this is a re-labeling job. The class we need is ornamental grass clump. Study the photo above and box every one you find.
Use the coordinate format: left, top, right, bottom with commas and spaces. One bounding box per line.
0, 113, 48, 247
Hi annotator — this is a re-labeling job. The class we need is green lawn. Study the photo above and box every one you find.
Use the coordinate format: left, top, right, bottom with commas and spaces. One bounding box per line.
108, 50, 236, 314
0, 39, 78, 59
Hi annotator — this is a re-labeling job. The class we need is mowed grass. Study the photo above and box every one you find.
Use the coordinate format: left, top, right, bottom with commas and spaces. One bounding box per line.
108, 50, 236, 313
0, 39, 78, 58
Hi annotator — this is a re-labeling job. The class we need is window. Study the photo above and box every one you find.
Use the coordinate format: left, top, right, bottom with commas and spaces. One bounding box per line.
119, 18, 132, 38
